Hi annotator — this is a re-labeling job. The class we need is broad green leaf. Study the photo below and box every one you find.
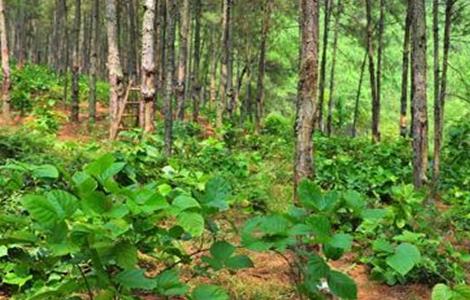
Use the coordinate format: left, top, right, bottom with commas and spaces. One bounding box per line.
85, 154, 115, 178
386, 243, 421, 276
306, 254, 330, 280
173, 195, 201, 212
372, 239, 394, 253
328, 233, 353, 251
324, 243, 344, 260
201, 177, 230, 211
298, 179, 324, 211
177, 212, 204, 237
72, 171, 98, 194
192, 284, 229, 300
3, 272, 33, 288
0, 245, 8, 257
210, 241, 235, 261
114, 241, 137, 269
31, 164, 59, 179
306, 215, 331, 243
81, 191, 113, 214
327, 271, 357, 300
23, 195, 59, 227
343, 191, 365, 213
154, 270, 188, 296
226, 255, 254, 270
453, 284, 470, 300
46, 190, 79, 218
361, 208, 387, 220
431, 284, 453, 300
115, 269, 156, 290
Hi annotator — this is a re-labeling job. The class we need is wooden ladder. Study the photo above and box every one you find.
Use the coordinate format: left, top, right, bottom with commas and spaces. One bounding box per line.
111, 83, 142, 139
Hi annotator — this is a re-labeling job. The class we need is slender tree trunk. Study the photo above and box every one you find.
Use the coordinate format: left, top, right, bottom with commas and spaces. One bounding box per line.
400, 0, 412, 137
366, 0, 378, 142
326, 0, 341, 136
317, 0, 331, 132
373, 0, 384, 142
175, 0, 190, 120
163, 0, 176, 155
0, 0, 10, 122
89, 0, 100, 123
255, 0, 273, 133
209, 30, 218, 112
106, 0, 126, 140
294, 0, 318, 196
192, 0, 202, 122
70, 0, 81, 123
141, 0, 156, 133
411, 0, 429, 188
433, 0, 454, 192
352, 51, 367, 138
62, 0, 70, 108
127, 0, 139, 81
217, 0, 231, 128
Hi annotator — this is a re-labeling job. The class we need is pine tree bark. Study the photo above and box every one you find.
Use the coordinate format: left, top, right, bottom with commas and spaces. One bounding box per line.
88, 0, 100, 123
295, 0, 318, 196
192, 0, 202, 122
106, 0, 126, 139
366, 0, 378, 142
433, 0, 454, 192
411, 0, 429, 188
141, 0, 157, 133
127, 0, 139, 81
317, 0, 332, 132
326, 0, 341, 136
255, 0, 273, 133
217, 0, 232, 128
175, 0, 190, 120
0, 0, 10, 122
373, 0, 385, 142
400, 0, 412, 137
352, 51, 368, 137
163, 0, 176, 155
70, 0, 81, 123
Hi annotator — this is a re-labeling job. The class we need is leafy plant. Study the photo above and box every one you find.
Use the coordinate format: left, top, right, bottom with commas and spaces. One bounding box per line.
0, 154, 250, 299
242, 179, 360, 299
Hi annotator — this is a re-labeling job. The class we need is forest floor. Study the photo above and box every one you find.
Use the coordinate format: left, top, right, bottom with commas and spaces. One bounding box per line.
0, 107, 436, 300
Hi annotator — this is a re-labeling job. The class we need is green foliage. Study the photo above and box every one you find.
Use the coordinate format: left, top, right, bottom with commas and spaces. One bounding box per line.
242, 179, 360, 299
0, 154, 251, 298
432, 283, 470, 300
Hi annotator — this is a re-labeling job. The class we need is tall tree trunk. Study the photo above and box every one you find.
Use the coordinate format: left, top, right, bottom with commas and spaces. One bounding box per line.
0, 0, 10, 122
400, 0, 412, 137
209, 44, 218, 113
326, 0, 341, 136
70, 0, 81, 123
294, 0, 318, 196
89, 0, 100, 123
411, 0, 429, 188
373, 0, 384, 142
433, 0, 454, 192
255, 0, 273, 133
192, 0, 202, 122
141, 0, 156, 133
127, 0, 139, 81
366, 0, 378, 143
217, 0, 232, 128
163, 0, 176, 155
62, 0, 70, 108
352, 51, 368, 137
175, 0, 190, 120
106, 0, 126, 140
317, 0, 331, 132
